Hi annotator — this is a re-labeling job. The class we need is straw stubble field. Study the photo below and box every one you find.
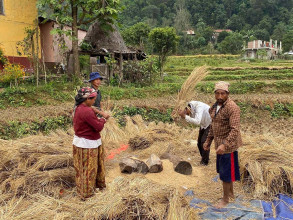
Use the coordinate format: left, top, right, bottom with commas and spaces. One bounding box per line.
0, 60, 293, 219
1, 114, 292, 219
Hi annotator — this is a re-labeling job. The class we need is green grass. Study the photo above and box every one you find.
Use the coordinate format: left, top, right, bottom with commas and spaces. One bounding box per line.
208, 69, 293, 76
204, 73, 293, 81
196, 80, 293, 94
101, 83, 181, 100
0, 116, 72, 140
0, 82, 76, 109
165, 56, 293, 70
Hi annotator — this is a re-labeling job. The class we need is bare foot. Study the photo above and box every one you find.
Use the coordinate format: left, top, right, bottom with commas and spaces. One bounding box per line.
214, 199, 229, 209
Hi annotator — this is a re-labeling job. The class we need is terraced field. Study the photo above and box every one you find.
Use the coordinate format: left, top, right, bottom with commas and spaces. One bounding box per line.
163, 56, 293, 95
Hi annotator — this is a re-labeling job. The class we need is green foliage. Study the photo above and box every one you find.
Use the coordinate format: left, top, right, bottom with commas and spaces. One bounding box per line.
265, 103, 293, 118
204, 72, 293, 81
0, 46, 8, 65
80, 41, 93, 51
121, 22, 151, 49
0, 116, 72, 140
38, 0, 122, 76
256, 49, 268, 59
113, 106, 173, 126
101, 82, 181, 100
196, 80, 293, 94
149, 27, 179, 75
0, 63, 25, 85
218, 32, 244, 54
149, 27, 179, 55
283, 30, 293, 52
79, 55, 90, 76
38, 0, 121, 27
254, 29, 270, 41
122, 57, 159, 86
0, 81, 75, 109
118, 0, 293, 53
217, 31, 230, 44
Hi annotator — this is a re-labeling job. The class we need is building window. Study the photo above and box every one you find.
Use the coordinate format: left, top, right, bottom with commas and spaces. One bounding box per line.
0, 0, 4, 15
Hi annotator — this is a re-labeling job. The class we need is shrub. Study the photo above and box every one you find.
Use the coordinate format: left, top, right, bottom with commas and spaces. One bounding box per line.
0, 63, 25, 86
123, 57, 159, 86
0, 46, 8, 65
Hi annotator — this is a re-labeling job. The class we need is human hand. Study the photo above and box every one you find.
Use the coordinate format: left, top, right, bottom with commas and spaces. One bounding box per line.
203, 142, 210, 151
216, 144, 225, 155
179, 109, 186, 119
102, 112, 110, 119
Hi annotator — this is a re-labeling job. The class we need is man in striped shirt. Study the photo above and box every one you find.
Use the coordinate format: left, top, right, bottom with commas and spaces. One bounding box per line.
203, 81, 242, 209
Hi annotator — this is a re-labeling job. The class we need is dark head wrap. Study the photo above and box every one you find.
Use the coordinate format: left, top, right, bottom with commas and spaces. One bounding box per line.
74, 87, 97, 106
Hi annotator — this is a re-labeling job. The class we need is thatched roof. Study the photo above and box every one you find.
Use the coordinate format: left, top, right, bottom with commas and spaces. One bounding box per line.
84, 21, 133, 54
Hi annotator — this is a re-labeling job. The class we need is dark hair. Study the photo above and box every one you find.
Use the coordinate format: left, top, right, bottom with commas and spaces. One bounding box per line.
75, 97, 86, 106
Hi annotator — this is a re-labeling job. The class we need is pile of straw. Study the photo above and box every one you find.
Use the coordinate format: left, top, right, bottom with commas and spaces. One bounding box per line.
0, 176, 197, 219
0, 130, 74, 198
171, 65, 209, 120
240, 143, 293, 199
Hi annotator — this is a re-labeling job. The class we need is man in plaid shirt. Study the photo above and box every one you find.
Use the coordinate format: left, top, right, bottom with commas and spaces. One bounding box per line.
203, 81, 242, 209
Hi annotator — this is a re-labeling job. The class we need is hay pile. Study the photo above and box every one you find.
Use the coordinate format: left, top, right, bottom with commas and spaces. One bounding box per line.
0, 176, 197, 219
0, 130, 74, 199
239, 135, 293, 199
172, 65, 209, 120
0, 116, 200, 219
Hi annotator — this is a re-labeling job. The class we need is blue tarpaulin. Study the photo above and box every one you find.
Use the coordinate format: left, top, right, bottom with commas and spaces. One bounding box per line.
186, 190, 293, 220
262, 194, 293, 220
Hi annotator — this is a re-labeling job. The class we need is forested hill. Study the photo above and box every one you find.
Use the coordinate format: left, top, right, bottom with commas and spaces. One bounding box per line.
118, 0, 293, 41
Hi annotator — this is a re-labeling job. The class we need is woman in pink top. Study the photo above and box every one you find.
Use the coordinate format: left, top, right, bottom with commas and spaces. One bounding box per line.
72, 87, 106, 199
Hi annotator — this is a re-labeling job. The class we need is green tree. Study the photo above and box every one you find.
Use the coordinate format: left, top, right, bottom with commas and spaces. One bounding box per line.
283, 30, 293, 52
217, 31, 230, 44
174, 0, 192, 33
254, 29, 270, 41
226, 14, 244, 31
258, 16, 274, 34
122, 22, 151, 49
38, 0, 121, 77
149, 27, 179, 77
271, 22, 288, 41
197, 37, 206, 47
218, 32, 244, 54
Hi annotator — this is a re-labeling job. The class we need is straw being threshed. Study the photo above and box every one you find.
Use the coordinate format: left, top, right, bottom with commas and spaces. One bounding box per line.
171, 65, 209, 120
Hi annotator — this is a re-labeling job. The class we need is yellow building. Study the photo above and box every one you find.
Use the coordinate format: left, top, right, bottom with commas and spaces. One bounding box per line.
0, 0, 38, 69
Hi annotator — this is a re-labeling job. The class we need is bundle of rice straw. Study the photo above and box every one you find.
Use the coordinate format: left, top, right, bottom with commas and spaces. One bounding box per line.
101, 117, 127, 148
0, 176, 198, 219
171, 65, 209, 120
240, 144, 293, 199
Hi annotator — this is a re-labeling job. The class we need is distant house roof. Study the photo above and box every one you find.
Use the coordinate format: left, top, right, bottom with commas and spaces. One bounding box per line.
213, 29, 232, 33
184, 30, 195, 35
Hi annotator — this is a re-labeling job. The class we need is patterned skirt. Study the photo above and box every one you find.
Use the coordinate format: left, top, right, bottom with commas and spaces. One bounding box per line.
73, 145, 106, 199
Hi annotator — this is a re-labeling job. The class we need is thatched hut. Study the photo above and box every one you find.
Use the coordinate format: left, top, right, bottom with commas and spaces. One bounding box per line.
81, 21, 146, 81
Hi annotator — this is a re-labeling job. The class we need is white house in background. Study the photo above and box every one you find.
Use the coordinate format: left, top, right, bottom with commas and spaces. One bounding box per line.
244, 39, 282, 59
